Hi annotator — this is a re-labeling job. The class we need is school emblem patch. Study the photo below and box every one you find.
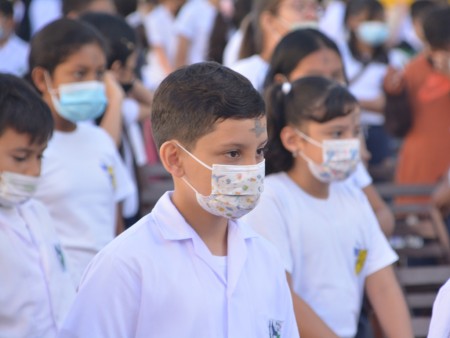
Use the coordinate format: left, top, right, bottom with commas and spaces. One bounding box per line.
269, 319, 283, 338
354, 247, 368, 275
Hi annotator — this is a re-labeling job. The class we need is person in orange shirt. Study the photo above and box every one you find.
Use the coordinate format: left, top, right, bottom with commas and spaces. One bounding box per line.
384, 6, 450, 203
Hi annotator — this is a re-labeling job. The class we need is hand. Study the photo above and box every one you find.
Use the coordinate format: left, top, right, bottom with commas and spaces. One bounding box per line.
383, 66, 405, 95
104, 71, 125, 106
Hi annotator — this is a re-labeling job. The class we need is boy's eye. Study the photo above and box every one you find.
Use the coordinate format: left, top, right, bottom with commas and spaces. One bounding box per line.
256, 147, 266, 157
353, 127, 361, 137
331, 130, 343, 138
13, 156, 27, 162
73, 70, 86, 79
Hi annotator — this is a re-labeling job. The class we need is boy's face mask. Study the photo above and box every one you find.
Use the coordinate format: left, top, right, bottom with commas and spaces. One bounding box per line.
177, 143, 265, 219
356, 21, 389, 47
296, 130, 360, 183
45, 73, 107, 123
0, 171, 40, 208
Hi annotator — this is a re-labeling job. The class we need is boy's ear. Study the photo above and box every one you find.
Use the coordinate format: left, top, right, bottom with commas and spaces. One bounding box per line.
159, 141, 185, 178
31, 67, 48, 94
280, 125, 303, 154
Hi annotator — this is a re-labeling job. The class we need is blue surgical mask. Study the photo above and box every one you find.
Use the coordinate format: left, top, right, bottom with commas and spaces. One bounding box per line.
46, 74, 107, 122
356, 21, 389, 47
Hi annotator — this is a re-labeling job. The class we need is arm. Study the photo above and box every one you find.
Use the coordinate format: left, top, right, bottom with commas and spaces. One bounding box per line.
175, 35, 191, 68
115, 203, 125, 236
432, 175, 450, 216
365, 265, 414, 338
128, 79, 153, 106
359, 94, 386, 114
286, 273, 339, 338
100, 72, 125, 146
363, 184, 395, 237
154, 45, 174, 75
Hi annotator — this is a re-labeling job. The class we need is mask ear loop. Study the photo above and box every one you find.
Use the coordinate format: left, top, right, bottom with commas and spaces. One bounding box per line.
43, 71, 58, 96
175, 142, 213, 171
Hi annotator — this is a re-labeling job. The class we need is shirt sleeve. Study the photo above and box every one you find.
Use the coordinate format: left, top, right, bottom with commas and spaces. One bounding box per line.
349, 162, 373, 189
360, 191, 398, 277
147, 10, 164, 46
428, 278, 450, 338
174, 3, 196, 40
243, 184, 294, 273
59, 251, 141, 338
112, 146, 135, 203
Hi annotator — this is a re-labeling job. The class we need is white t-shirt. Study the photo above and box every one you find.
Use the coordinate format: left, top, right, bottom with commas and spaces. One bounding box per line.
243, 172, 398, 337
0, 200, 75, 338
348, 162, 372, 189
319, 0, 347, 46
231, 54, 269, 92
175, 0, 217, 65
143, 4, 177, 90
34, 123, 134, 286
428, 278, 450, 338
340, 42, 388, 126
223, 29, 243, 67
0, 35, 29, 77
29, 0, 62, 35
59, 192, 299, 338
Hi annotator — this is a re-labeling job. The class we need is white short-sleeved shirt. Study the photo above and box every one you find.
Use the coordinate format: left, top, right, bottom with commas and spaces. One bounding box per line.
319, 0, 347, 46
59, 192, 299, 338
0, 200, 75, 338
143, 4, 177, 90
0, 35, 29, 77
347, 162, 372, 189
174, 0, 217, 65
223, 29, 243, 67
231, 54, 269, 92
243, 172, 398, 337
29, 0, 62, 35
428, 278, 450, 338
34, 123, 134, 286
340, 42, 388, 126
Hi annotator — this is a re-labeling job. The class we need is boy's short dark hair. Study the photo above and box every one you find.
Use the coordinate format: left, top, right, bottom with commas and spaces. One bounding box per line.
62, 0, 114, 16
0, 0, 13, 17
151, 62, 265, 150
423, 6, 450, 50
0, 73, 53, 144
410, 0, 435, 20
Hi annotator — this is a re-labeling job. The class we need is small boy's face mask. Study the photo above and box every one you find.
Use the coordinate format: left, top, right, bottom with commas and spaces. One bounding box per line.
0, 171, 39, 208
176, 143, 265, 219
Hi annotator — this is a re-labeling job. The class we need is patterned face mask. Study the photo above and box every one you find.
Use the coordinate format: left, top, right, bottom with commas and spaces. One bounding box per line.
177, 143, 265, 219
296, 130, 360, 183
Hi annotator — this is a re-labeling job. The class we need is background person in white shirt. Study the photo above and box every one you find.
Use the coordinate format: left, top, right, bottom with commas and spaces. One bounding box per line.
231, 0, 321, 91
0, 73, 75, 338
244, 76, 413, 338
29, 18, 134, 286
174, 0, 218, 67
0, 0, 28, 76
59, 62, 299, 338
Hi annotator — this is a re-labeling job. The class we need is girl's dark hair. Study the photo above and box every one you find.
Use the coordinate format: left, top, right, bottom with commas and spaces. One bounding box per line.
264, 28, 344, 89
265, 76, 358, 174
344, 0, 388, 64
208, 12, 233, 64
239, 0, 280, 59
79, 12, 138, 68
28, 18, 107, 84
423, 6, 450, 49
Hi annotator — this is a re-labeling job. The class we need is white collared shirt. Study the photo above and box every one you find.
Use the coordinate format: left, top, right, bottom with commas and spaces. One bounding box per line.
0, 34, 29, 76
59, 192, 299, 338
428, 278, 450, 337
0, 200, 75, 338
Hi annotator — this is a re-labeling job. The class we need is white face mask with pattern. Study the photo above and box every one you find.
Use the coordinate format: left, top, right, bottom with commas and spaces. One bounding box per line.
296, 130, 360, 183
177, 143, 265, 219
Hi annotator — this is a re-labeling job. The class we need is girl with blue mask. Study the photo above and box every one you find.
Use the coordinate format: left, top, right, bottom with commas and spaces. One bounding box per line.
342, 0, 396, 183
28, 18, 135, 287
243, 76, 413, 338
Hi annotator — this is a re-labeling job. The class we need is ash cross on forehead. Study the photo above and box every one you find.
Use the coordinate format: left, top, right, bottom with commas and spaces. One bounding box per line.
250, 119, 266, 137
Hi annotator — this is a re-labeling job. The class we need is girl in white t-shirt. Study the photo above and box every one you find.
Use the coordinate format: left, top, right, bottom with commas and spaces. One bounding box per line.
244, 76, 413, 337
231, 0, 321, 91
428, 277, 450, 337
263, 28, 395, 237
28, 18, 134, 286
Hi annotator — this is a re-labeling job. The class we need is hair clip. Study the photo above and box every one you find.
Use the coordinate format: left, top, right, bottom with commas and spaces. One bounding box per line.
282, 82, 292, 95
120, 38, 135, 51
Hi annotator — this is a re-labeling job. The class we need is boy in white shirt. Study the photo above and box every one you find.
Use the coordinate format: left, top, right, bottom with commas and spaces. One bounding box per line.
0, 0, 28, 76
59, 62, 299, 338
174, 0, 218, 67
0, 73, 75, 338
